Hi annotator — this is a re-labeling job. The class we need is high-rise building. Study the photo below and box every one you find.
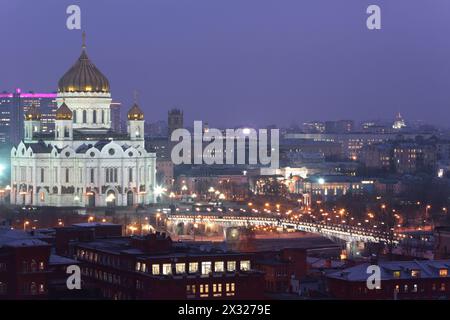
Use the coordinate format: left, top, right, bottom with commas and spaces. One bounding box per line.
0, 89, 57, 145
325, 120, 354, 134
168, 108, 183, 137
110, 101, 121, 132
392, 112, 407, 130
302, 121, 325, 133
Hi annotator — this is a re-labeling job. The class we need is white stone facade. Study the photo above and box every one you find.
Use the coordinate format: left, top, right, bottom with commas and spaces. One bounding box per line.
10, 47, 156, 208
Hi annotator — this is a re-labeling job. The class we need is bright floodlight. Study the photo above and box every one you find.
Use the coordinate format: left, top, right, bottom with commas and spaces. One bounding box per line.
318, 178, 325, 185
155, 185, 165, 197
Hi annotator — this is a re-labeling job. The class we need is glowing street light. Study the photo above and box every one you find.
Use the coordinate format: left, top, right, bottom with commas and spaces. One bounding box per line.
155, 185, 166, 197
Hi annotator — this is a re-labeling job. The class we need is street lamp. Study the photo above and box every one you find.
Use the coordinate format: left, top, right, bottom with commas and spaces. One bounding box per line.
156, 213, 161, 228
23, 221, 30, 231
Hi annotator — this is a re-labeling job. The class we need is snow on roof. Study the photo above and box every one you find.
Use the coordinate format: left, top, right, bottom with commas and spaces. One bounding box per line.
49, 254, 79, 265
72, 222, 119, 228
307, 256, 346, 269
327, 259, 450, 282
5, 239, 49, 248
0, 227, 49, 247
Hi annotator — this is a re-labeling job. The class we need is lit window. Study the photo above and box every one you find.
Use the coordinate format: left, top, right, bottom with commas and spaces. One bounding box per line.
411, 270, 420, 278
441, 283, 446, 292
199, 284, 209, 297
201, 262, 212, 275
227, 261, 236, 272
141, 263, 146, 272
214, 261, 224, 273
412, 284, 418, 293
176, 263, 186, 274
189, 262, 198, 274
152, 264, 160, 275
213, 283, 222, 297
135, 262, 141, 272
240, 260, 251, 271
162, 263, 172, 275
393, 271, 401, 278
439, 269, 448, 277
226, 282, 236, 296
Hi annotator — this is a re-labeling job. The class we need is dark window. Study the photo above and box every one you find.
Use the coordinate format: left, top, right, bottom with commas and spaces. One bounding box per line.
65, 168, 70, 183
83, 110, 87, 123
90, 169, 95, 183
93, 110, 97, 123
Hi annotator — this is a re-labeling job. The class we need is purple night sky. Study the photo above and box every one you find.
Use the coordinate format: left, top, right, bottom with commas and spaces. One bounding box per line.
1, 0, 450, 127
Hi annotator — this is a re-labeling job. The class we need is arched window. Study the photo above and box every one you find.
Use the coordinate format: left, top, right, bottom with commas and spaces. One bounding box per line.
83, 110, 87, 123
30, 260, 37, 272
30, 282, 37, 295
93, 110, 97, 123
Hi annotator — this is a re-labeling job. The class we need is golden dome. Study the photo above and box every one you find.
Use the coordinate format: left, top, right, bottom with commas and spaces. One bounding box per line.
58, 33, 110, 93
127, 103, 144, 120
55, 103, 73, 120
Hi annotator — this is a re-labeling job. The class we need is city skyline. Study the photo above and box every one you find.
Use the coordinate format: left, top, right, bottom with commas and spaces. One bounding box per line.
2, 1, 450, 304
1, 1, 450, 127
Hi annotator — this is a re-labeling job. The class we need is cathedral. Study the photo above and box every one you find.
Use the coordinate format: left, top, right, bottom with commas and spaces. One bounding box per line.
10, 35, 156, 207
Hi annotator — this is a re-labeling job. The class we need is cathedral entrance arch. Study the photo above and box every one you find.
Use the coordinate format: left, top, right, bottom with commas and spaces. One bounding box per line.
87, 192, 96, 207
38, 189, 48, 206
127, 191, 134, 206
106, 190, 116, 207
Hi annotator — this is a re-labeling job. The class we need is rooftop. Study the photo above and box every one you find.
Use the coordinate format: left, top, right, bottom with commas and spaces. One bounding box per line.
327, 259, 450, 282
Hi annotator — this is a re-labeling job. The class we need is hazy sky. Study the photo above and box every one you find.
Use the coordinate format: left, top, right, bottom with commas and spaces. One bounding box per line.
1, 0, 450, 127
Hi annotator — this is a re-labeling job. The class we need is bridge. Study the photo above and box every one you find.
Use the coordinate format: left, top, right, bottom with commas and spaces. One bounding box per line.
167, 214, 404, 244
